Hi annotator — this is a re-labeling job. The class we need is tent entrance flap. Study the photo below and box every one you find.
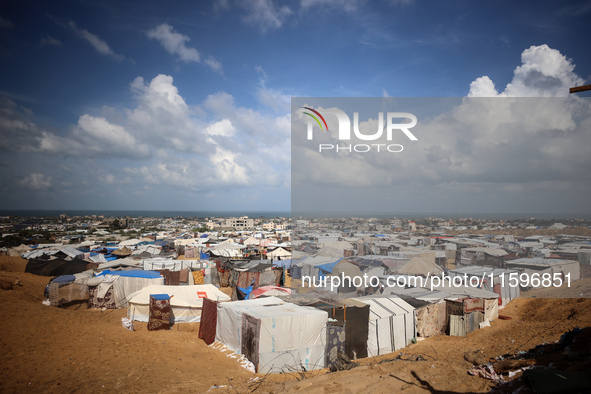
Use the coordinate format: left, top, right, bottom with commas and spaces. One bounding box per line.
242, 314, 261, 372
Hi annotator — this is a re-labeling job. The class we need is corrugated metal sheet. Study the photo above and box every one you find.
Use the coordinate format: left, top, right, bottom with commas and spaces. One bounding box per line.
449, 315, 466, 337
467, 311, 483, 334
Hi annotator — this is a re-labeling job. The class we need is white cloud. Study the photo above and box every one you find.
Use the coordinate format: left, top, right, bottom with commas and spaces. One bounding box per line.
240, 0, 293, 33
254, 67, 291, 113
469, 45, 585, 97
35, 114, 150, 158
68, 21, 125, 61
205, 119, 236, 137
1, 73, 290, 196
467, 76, 498, 97
19, 173, 52, 190
147, 24, 223, 74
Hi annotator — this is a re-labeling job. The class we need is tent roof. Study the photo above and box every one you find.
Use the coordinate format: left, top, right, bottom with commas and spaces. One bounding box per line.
357, 296, 415, 319
128, 284, 230, 308
397, 257, 443, 276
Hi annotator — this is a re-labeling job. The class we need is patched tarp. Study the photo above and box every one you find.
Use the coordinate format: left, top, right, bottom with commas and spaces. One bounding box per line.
198, 298, 218, 345
415, 301, 446, 338
26, 257, 88, 277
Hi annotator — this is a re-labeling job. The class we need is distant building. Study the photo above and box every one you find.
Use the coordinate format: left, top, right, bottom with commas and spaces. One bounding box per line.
225, 216, 254, 230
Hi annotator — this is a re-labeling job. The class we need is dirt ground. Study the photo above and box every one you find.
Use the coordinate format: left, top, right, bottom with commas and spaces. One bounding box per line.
1, 255, 590, 393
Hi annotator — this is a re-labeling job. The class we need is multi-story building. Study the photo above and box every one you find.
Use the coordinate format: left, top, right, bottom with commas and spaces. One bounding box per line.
225, 216, 254, 230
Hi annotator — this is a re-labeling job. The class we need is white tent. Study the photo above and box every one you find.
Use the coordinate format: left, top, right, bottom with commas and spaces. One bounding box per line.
127, 284, 230, 323
357, 296, 416, 356
215, 297, 328, 373
267, 247, 291, 259
89, 271, 164, 308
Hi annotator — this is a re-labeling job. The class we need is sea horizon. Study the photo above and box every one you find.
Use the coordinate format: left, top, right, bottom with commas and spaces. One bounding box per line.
0, 209, 291, 219
1, 209, 590, 221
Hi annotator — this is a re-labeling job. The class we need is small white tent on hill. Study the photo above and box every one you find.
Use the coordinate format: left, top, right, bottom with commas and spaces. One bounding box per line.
127, 284, 230, 323
215, 297, 328, 373
357, 295, 416, 356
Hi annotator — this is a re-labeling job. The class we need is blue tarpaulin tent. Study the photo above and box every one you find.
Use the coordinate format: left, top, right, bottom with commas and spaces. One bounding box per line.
316, 258, 344, 278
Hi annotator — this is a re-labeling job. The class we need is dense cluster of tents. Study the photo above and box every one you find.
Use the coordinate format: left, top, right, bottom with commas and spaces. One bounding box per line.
11, 228, 582, 375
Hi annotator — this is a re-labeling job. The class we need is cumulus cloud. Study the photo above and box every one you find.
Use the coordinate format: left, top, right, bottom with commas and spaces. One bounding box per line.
0, 73, 290, 197
68, 21, 125, 61
147, 24, 223, 73
36, 114, 150, 158
468, 45, 585, 97
19, 173, 52, 190
292, 45, 591, 213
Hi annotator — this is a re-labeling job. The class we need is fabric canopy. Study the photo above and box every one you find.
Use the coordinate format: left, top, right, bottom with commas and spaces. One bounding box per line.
128, 284, 230, 323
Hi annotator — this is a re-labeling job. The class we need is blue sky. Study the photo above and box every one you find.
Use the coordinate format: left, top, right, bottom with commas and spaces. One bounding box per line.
0, 0, 590, 213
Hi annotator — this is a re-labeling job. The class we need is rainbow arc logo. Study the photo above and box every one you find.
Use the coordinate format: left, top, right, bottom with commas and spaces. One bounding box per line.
302, 107, 328, 131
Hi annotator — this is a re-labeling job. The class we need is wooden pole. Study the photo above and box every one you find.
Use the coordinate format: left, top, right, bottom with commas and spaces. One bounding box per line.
570, 84, 591, 94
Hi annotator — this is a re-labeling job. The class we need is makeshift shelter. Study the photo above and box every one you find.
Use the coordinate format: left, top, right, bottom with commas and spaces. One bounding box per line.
224, 260, 279, 300
127, 284, 230, 323
448, 266, 520, 305
446, 297, 498, 337
26, 257, 88, 277
505, 258, 580, 289
395, 256, 443, 276
214, 297, 328, 373
378, 285, 453, 338
88, 270, 164, 309
111, 247, 132, 257
250, 286, 291, 299
282, 292, 370, 362
327, 260, 364, 293
45, 270, 95, 306
293, 256, 342, 285
266, 247, 291, 260
357, 296, 416, 356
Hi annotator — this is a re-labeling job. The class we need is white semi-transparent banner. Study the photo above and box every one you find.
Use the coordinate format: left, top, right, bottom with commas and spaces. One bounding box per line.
291, 97, 591, 298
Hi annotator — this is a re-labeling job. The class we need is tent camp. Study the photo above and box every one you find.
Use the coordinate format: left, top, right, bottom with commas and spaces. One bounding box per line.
215, 297, 328, 373
357, 296, 416, 357
127, 284, 230, 323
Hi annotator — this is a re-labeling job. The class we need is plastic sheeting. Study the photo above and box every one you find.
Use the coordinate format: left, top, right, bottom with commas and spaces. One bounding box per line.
357, 296, 416, 356
215, 297, 328, 373
127, 284, 230, 323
